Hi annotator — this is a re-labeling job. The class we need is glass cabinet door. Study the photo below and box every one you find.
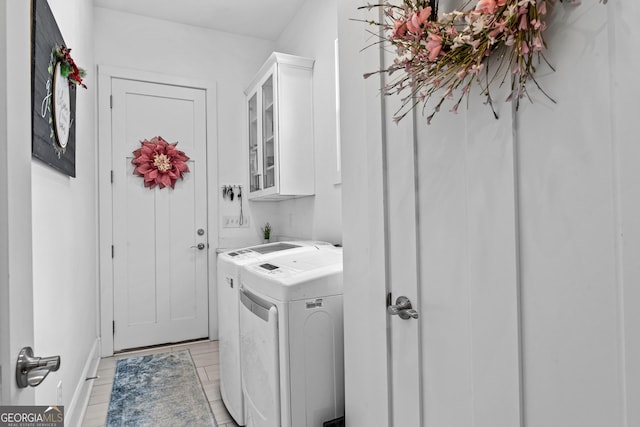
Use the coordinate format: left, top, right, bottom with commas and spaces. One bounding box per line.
248, 93, 260, 192
261, 75, 275, 190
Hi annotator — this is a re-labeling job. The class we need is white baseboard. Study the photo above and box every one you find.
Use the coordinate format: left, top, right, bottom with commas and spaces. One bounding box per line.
66, 338, 101, 426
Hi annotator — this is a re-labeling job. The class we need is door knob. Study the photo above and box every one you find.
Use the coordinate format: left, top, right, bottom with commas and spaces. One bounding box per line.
191, 243, 206, 250
388, 296, 419, 320
16, 347, 61, 388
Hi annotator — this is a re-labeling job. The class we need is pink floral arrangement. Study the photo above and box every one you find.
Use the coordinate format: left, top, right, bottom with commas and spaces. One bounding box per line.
131, 136, 190, 189
361, 0, 605, 124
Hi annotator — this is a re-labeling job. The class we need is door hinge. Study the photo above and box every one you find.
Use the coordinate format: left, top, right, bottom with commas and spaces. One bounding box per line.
110, 95, 113, 109
110, 170, 114, 184
112, 321, 115, 335
111, 245, 114, 258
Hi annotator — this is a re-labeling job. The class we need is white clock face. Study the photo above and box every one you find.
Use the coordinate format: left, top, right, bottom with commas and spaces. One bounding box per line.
52, 62, 71, 148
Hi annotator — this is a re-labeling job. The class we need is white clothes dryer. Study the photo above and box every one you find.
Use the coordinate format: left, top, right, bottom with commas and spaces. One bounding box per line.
217, 241, 331, 425
239, 247, 344, 427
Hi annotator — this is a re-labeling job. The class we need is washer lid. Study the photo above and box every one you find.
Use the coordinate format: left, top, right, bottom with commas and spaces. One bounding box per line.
247, 242, 300, 254
218, 241, 330, 265
241, 247, 343, 301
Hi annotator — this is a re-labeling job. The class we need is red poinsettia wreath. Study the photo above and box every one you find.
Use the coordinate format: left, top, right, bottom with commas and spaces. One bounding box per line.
131, 136, 190, 189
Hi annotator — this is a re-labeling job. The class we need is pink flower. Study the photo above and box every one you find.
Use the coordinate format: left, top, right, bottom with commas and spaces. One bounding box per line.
476, 0, 498, 14
426, 33, 443, 61
469, 38, 482, 51
132, 136, 190, 189
505, 35, 516, 46
538, 1, 547, 15
470, 63, 485, 75
392, 19, 408, 39
532, 36, 543, 51
492, 19, 508, 33
512, 63, 522, 75
518, 5, 529, 16
519, 14, 528, 30
406, 7, 432, 33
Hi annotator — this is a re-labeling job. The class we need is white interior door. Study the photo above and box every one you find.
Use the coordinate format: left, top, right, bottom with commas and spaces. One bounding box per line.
338, 57, 523, 423
383, 93, 522, 426
111, 78, 208, 351
341, 2, 639, 426
345, 1, 522, 422
0, 1, 35, 404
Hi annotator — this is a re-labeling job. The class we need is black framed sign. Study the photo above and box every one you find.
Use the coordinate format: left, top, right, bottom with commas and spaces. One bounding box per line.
31, 0, 76, 177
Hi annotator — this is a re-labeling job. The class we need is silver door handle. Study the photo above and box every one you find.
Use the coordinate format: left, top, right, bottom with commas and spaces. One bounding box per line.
16, 347, 61, 388
191, 243, 206, 250
388, 296, 419, 320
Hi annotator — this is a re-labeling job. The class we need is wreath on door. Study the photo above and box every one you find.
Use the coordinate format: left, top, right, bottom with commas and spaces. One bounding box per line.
46, 45, 87, 157
131, 136, 190, 189
361, 0, 608, 124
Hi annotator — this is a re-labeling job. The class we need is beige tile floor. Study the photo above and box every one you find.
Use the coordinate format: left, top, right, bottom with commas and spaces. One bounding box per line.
81, 340, 239, 427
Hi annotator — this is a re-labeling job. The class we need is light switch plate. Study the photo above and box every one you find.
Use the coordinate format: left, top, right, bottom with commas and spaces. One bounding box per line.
223, 216, 249, 228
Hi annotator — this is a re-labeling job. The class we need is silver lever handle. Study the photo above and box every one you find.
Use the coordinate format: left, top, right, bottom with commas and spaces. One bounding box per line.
16, 347, 61, 388
388, 296, 419, 320
401, 308, 419, 319
190, 243, 206, 250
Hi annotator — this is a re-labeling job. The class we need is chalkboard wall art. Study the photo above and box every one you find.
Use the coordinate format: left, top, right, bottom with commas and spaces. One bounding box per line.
31, 0, 78, 177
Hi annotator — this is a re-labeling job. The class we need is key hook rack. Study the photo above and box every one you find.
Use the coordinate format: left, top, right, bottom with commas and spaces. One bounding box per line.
221, 185, 242, 201
221, 184, 244, 225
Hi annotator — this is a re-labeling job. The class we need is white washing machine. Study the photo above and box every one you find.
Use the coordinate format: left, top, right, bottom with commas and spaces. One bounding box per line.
239, 247, 344, 427
217, 241, 332, 425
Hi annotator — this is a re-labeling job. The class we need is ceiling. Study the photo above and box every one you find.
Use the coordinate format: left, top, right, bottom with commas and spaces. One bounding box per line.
93, 0, 308, 40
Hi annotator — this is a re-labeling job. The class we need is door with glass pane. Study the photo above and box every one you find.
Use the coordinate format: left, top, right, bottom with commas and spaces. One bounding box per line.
262, 75, 275, 190
248, 93, 260, 192
247, 69, 277, 195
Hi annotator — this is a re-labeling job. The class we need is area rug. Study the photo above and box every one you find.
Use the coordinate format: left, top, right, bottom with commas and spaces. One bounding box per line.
106, 350, 216, 426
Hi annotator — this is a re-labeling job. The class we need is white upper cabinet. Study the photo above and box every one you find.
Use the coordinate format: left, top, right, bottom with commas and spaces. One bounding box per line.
245, 52, 315, 200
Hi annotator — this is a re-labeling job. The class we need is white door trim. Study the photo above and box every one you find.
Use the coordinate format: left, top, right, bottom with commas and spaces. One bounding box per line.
337, 2, 392, 424
97, 65, 218, 357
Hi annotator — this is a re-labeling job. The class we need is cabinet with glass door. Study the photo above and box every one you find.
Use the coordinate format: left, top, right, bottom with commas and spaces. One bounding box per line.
244, 52, 315, 200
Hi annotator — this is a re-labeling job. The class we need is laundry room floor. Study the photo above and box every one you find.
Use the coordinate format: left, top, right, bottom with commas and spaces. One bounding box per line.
81, 339, 239, 427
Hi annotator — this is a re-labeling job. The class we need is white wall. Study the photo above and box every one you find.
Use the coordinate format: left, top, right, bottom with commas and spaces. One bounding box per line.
265, 0, 342, 245
94, 8, 275, 250
30, 0, 99, 423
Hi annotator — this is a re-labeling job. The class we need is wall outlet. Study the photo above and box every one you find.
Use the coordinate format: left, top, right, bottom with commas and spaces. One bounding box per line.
223, 215, 250, 228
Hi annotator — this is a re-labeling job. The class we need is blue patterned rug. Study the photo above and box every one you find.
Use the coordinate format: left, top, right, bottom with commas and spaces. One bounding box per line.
106, 350, 216, 426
